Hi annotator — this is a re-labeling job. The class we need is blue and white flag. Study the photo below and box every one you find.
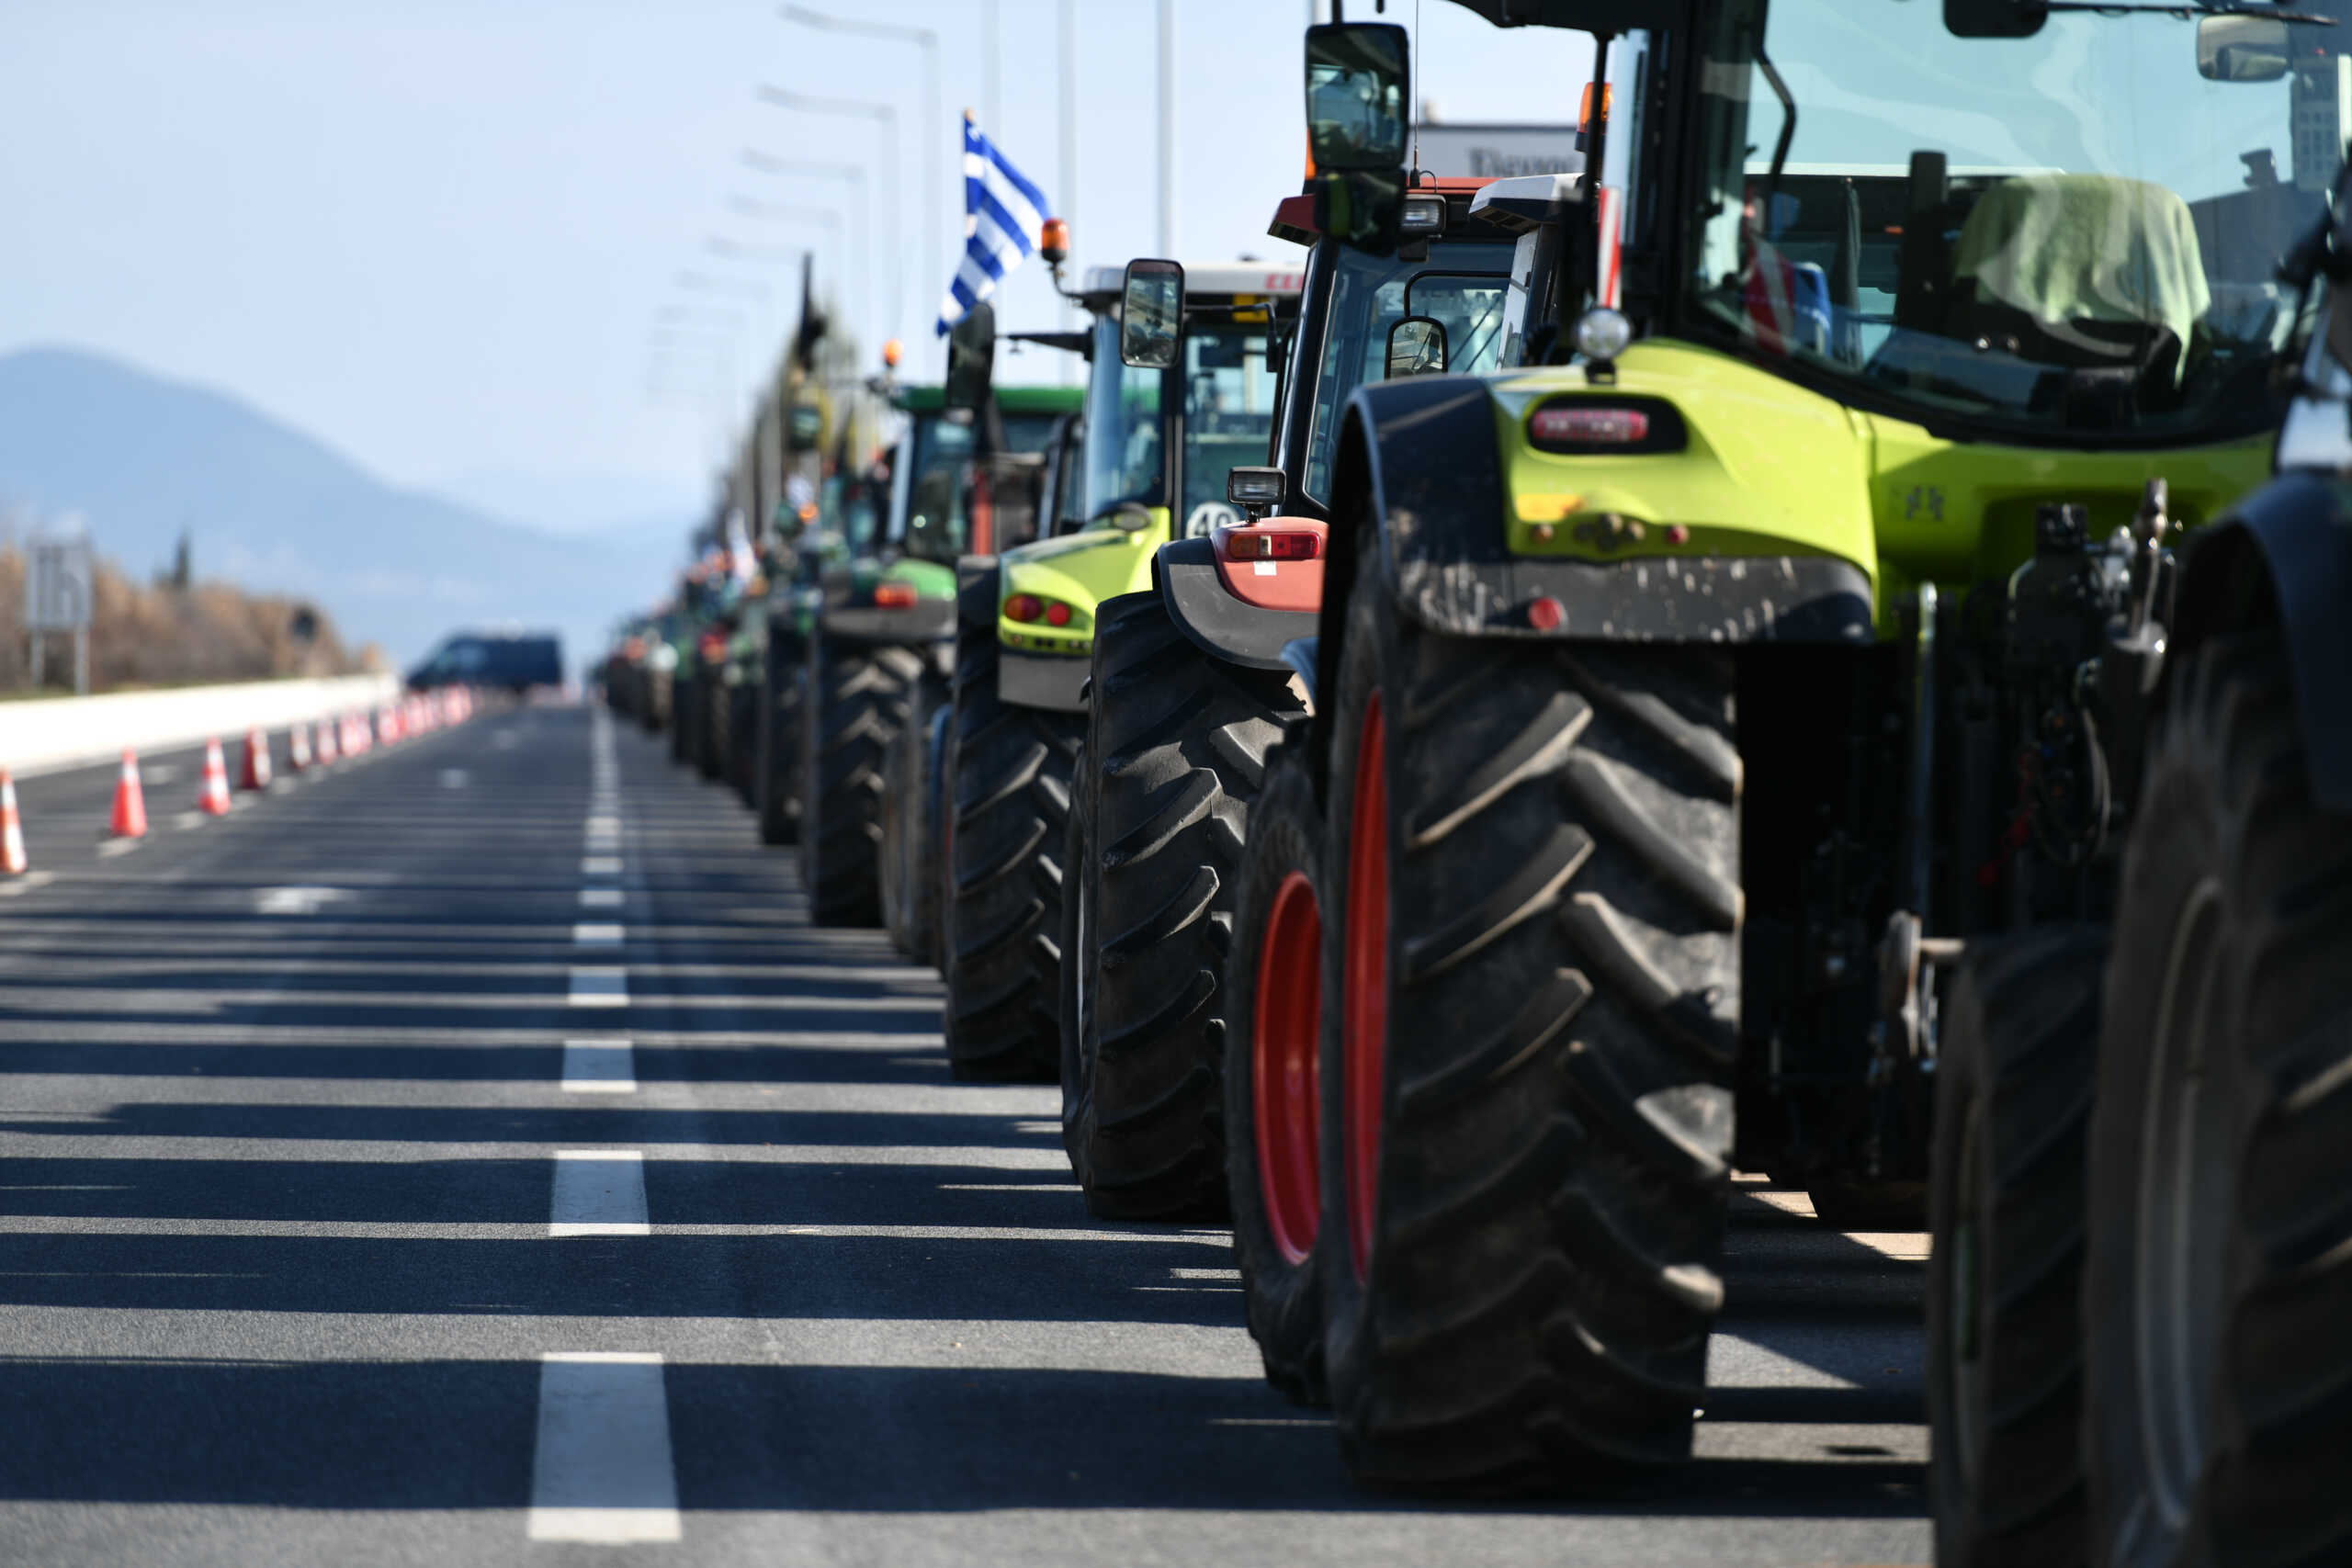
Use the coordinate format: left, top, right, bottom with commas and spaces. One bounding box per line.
935, 112, 1051, 336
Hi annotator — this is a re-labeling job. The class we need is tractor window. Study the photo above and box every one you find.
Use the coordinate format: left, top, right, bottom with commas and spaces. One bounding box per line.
887, 409, 1065, 561
1178, 320, 1281, 533
1080, 311, 1284, 531
1082, 311, 1165, 519
1302, 242, 1514, 503
1683, 0, 2334, 443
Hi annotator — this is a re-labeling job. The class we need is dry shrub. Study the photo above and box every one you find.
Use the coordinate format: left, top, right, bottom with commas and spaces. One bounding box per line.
0, 544, 364, 694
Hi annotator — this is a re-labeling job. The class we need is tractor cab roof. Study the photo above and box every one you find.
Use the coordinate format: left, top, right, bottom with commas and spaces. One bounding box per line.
1269, 175, 1547, 246
1077, 263, 1306, 310
1466, 172, 1584, 233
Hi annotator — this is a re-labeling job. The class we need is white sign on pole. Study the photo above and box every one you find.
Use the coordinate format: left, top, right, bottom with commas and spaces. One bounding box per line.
26, 536, 93, 632
1414, 124, 1586, 181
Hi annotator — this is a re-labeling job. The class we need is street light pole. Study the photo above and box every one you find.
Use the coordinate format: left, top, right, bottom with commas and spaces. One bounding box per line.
758, 86, 902, 334
1158, 0, 1178, 257
777, 7, 938, 336
740, 152, 871, 351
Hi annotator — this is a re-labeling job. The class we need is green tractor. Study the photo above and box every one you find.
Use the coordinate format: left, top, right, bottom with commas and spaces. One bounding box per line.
937, 260, 1303, 1081
793, 372, 1082, 925
1216, 0, 2307, 1495
877, 357, 1088, 967
1922, 126, 2352, 1568
1058, 182, 1529, 1219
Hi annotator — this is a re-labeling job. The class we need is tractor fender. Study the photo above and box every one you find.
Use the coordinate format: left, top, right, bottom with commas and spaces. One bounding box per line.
2170, 468, 2352, 811
1153, 537, 1313, 671
1309, 377, 1874, 784
1325, 376, 1876, 646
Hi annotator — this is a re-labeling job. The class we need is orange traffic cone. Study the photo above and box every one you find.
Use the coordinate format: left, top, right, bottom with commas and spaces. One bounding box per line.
239, 728, 272, 792
1, 771, 26, 876
198, 739, 232, 816
111, 750, 148, 839
315, 719, 337, 764
288, 721, 312, 773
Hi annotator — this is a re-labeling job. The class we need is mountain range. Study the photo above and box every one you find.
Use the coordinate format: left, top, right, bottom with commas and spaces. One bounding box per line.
0, 346, 691, 671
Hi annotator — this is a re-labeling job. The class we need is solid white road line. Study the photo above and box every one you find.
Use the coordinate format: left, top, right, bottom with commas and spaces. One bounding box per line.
572, 922, 624, 947
526, 1352, 681, 1544
561, 1038, 637, 1094
569, 966, 628, 1008
579, 887, 624, 909
548, 1150, 650, 1236
581, 855, 623, 877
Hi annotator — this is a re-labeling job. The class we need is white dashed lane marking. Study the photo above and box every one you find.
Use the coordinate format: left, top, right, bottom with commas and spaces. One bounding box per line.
526, 1352, 680, 1543
568, 966, 628, 1009
548, 1149, 650, 1236
579, 887, 623, 909
560, 1038, 637, 1094
572, 922, 624, 948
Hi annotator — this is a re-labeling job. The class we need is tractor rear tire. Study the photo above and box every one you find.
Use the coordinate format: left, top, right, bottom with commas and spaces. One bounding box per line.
2084, 630, 2352, 1568
1060, 592, 1302, 1220
1317, 537, 1740, 1489
1928, 925, 2106, 1568
670, 673, 695, 764
702, 673, 730, 781
882, 668, 950, 961
1221, 744, 1329, 1405
944, 567, 1079, 1083
756, 636, 803, 846
798, 633, 918, 927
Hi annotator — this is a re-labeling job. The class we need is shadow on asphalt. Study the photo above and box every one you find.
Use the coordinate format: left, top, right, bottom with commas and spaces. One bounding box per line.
0, 1354, 1922, 1518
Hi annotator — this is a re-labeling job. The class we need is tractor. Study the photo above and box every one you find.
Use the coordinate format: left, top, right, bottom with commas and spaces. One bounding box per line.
1057, 178, 1534, 1220
936, 259, 1303, 1082
1217, 0, 2311, 1499
793, 363, 1082, 925
1925, 96, 2352, 1568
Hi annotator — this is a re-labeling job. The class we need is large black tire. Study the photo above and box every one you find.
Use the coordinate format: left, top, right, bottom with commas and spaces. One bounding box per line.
701, 671, 730, 781
882, 665, 950, 961
1221, 744, 1329, 1404
755, 632, 804, 846
670, 671, 696, 763
943, 566, 1081, 1083
1317, 536, 1740, 1488
797, 631, 921, 927
1060, 592, 1303, 1220
1928, 925, 2106, 1568
921, 705, 953, 971
2083, 630, 2352, 1568
729, 682, 758, 806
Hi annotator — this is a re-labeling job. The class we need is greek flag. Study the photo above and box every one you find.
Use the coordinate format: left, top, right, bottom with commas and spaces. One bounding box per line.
935, 112, 1050, 336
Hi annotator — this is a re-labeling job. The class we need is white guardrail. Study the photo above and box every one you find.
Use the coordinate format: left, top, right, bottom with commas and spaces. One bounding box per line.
0, 673, 403, 778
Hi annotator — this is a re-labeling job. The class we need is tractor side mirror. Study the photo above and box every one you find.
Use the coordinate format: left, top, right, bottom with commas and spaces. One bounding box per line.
1943, 0, 2042, 39
1385, 316, 1448, 378
1304, 23, 1408, 172
1120, 258, 1185, 369
945, 299, 996, 411
2198, 14, 2290, 82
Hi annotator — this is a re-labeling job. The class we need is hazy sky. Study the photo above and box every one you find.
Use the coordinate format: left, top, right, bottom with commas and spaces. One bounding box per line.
0, 2, 1591, 529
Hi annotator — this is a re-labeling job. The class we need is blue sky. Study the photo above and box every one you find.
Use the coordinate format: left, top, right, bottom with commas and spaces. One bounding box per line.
0, 2, 1590, 531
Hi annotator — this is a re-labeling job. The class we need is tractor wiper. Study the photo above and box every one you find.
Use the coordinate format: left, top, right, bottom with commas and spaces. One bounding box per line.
1757, 49, 1797, 231
2030, 3, 2335, 22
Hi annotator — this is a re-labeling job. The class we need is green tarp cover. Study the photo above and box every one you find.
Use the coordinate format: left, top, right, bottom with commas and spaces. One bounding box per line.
1951, 173, 2210, 368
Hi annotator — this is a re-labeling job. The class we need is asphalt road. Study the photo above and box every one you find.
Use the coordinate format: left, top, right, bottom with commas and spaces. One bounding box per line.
0, 702, 1932, 1567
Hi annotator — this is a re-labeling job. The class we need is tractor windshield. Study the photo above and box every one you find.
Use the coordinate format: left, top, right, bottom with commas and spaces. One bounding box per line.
1300, 240, 1515, 503
888, 408, 1067, 562
1082, 312, 1283, 533
1680, 0, 2335, 443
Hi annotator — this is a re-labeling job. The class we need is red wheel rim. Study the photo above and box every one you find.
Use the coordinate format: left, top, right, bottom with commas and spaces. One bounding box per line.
1253, 870, 1322, 1264
1342, 691, 1388, 1280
